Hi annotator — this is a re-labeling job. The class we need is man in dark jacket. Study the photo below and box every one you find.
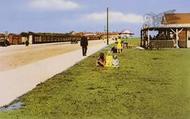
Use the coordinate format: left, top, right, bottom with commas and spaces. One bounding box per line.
80, 36, 88, 56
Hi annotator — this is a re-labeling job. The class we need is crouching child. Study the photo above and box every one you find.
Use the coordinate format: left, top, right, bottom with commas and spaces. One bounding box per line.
96, 52, 106, 67
112, 55, 119, 68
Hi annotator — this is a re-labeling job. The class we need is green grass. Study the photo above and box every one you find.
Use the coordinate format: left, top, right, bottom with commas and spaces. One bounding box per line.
124, 37, 140, 47
0, 41, 190, 119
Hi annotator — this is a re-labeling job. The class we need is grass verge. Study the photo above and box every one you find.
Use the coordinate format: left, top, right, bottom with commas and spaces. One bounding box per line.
0, 40, 190, 119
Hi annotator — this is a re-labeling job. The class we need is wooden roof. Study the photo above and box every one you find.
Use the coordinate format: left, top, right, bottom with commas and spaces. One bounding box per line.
163, 13, 190, 24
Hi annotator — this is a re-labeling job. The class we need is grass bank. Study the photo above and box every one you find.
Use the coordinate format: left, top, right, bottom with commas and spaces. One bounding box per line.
0, 40, 190, 119
124, 37, 140, 47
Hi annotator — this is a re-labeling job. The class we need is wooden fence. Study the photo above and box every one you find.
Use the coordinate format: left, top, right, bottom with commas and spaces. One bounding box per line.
149, 40, 174, 49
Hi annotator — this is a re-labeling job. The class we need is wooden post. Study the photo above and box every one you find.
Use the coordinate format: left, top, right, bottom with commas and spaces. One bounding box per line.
147, 30, 150, 48
140, 30, 142, 47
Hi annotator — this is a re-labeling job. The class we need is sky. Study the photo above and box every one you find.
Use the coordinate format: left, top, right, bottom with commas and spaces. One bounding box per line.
0, 0, 189, 36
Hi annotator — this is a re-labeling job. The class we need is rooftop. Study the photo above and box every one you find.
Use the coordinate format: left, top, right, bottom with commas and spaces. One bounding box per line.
163, 13, 190, 24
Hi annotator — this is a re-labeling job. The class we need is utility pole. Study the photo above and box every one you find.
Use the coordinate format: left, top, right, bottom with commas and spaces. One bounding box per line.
107, 7, 109, 45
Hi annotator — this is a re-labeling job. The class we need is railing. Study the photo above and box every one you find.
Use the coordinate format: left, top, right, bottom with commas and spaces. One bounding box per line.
149, 40, 174, 49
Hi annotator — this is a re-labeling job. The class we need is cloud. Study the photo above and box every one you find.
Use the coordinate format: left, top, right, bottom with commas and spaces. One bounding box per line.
29, 0, 80, 11
84, 11, 144, 24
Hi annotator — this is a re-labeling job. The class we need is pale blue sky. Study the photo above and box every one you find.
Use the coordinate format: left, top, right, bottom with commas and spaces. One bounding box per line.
0, 0, 189, 36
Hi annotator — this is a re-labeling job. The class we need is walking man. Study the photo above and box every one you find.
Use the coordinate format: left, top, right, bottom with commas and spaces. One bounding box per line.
80, 36, 88, 56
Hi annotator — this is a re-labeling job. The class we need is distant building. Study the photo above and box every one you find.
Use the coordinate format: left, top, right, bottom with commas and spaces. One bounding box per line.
97, 32, 119, 40
0, 33, 10, 46
19, 32, 102, 44
8, 33, 22, 45
0, 31, 120, 46
141, 13, 190, 48
120, 30, 134, 38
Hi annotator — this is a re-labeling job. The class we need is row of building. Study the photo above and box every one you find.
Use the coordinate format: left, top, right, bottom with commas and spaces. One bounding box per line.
0, 32, 122, 46
0, 31, 134, 46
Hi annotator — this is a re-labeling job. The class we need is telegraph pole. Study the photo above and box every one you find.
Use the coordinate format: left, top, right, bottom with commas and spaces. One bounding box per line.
107, 7, 109, 45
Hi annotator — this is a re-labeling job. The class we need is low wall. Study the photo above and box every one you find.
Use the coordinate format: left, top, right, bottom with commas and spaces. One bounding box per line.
149, 40, 174, 48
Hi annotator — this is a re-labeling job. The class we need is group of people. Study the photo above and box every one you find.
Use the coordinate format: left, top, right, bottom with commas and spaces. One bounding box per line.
111, 37, 123, 53
80, 36, 127, 57
111, 37, 128, 54
96, 37, 126, 68
80, 35, 126, 68
96, 51, 120, 68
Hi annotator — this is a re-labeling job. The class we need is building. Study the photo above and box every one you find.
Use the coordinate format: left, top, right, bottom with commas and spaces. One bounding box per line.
8, 33, 22, 45
0, 31, 119, 46
20, 32, 101, 44
0, 33, 10, 46
97, 32, 119, 40
120, 30, 134, 38
141, 13, 190, 49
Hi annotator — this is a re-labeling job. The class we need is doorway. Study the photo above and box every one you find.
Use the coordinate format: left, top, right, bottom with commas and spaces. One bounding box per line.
187, 30, 190, 48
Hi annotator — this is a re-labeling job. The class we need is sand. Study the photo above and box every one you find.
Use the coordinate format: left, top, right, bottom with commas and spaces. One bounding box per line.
0, 40, 103, 71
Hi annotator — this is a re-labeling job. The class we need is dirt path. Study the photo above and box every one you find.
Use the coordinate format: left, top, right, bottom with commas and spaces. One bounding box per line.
0, 40, 103, 71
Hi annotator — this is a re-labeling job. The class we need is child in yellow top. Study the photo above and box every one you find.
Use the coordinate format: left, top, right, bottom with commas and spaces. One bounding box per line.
105, 51, 113, 67
117, 38, 123, 53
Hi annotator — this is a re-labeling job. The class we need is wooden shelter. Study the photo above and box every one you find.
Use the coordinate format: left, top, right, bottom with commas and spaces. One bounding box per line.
141, 13, 190, 48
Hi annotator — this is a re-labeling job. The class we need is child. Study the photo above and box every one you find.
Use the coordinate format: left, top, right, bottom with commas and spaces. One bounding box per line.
111, 45, 117, 53
112, 55, 119, 68
105, 51, 113, 67
117, 37, 123, 53
96, 52, 106, 67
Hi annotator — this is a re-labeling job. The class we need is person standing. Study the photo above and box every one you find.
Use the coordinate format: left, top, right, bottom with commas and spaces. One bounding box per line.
25, 39, 29, 46
117, 37, 123, 53
80, 36, 88, 56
